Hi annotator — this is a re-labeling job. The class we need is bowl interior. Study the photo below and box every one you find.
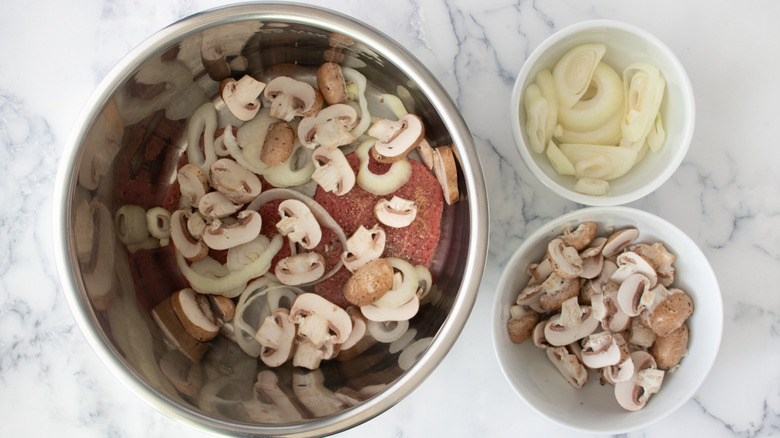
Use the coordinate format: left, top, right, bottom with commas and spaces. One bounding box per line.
492, 207, 721, 434
57, 5, 483, 436
511, 21, 695, 205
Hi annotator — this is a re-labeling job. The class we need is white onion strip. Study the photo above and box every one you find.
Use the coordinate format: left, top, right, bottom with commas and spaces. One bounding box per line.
342, 67, 371, 139
175, 233, 283, 297
187, 103, 218, 173
220, 125, 268, 175
355, 138, 412, 196
262, 142, 315, 187
247, 188, 347, 286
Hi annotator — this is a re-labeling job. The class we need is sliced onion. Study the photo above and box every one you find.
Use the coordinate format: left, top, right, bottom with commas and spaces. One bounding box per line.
647, 112, 666, 152
559, 143, 638, 181
236, 109, 275, 170
398, 337, 433, 371
115, 205, 149, 245
574, 177, 609, 196
558, 62, 624, 133
220, 125, 268, 175
342, 67, 371, 138
372, 257, 418, 308
227, 235, 271, 271
233, 277, 276, 357
545, 140, 575, 175
378, 93, 408, 119
189, 256, 245, 297
621, 62, 666, 143
366, 319, 409, 343
247, 188, 347, 286
176, 233, 283, 297
554, 105, 623, 146
355, 138, 412, 196
523, 83, 550, 154
262, 142, 315, 187
535, 69, 559, 147
145, 207, 171, 243
187, 103, 218, 172
553, 43, 606, 109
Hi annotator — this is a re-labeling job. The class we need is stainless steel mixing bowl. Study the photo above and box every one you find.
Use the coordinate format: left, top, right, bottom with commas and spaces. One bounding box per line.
52, 3, 488, 436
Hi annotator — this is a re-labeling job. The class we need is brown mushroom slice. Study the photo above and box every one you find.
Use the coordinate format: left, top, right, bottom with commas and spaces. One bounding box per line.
527, 258, 554, 286
580, 258, 617, 303
264, 76, 324, 121
289, 293, 352, 349
171, 287, 220, 341
544, 296, 599, 346
203, 210, 262, 251
616, 273, 653, 317
532, 319, 551, 349
343, 258, 394, 306
651, 323, 689, 370
220, 75, 266, 121
317, 62, 348, 105
614, 350, 665, 411
274, 252, 326, 286
506, 305, 540, 344
297, 103, 358, 150
612, 251, 658, 287
311, 146, 355, 196
546, 346, 589, 389
207, 294, 236, 325
547, 237, 584, 279
580, 331, 621, 369
170, 209, 209, 262
648, 288, 693, 337
159, 349, 203, 398
599, 332, 634, 385
417, 138, 436, 170
368, 114, 424, 163
601, 227, 640, 258
538, 272, 581, 312
151, 298, 208, 363
276, 199, 322, 250
210, 158, 263, 204
254, 308, 296, 367
341, 225, 386, 273
629, 242, 676, 287
433, 144, 460, 205
592, 286, 632, 332
561, 221, 598, 251
374, 196, 417, 228
628, 314, 657, 349
260, 121, 295, 166
177, 163, 209, 208
198, 191, 243, 219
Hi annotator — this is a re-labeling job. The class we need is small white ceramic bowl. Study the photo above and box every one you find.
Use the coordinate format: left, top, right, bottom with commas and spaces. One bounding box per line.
491, 207, 722, 434
510, 20, 695, 206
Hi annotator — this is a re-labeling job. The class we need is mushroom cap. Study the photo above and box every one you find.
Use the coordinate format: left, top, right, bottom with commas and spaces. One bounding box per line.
507, 312, 541, 344
276, 198, 322, 250
547, 237, 584, 279
561, 221, 598, 251
170, 287, 220, 342
289, 292, 352, 345
317, 62, 348, 105
210, 158, 263, 205
432, 144, 460, 205
151, 298, 208, 363
311, 146, 356, 196
274, 252, 326, 286
538, 272, 581, 311
374, 196, 417, 228
649, 289, 693, 337
343, 258, 394, 306
260, 121, 295, 166
370, 114, 425, 163
341, 224, 386, 272
264, 76, 324, 120
297, 103, 358, 150
651, 323, 689, 369
198, 191, 243, 219
612, 251, 658, 288
219, 75, 266, 121
601, 227, 639, 258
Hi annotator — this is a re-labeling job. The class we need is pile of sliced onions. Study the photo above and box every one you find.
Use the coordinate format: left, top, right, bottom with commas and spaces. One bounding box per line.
524, 43, 666, 195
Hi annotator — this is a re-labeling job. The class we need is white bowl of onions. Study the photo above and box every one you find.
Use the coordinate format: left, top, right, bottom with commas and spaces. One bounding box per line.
510, 20, 695, 205
491, 206, 722, 433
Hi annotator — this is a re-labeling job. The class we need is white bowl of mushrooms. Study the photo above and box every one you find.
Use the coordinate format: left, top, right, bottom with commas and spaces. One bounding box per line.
491, 207, 722, 434
510, 20, 695, 205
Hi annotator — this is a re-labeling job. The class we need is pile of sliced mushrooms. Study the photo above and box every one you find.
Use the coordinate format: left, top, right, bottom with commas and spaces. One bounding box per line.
506, 221, 693, 411
524, 43, 666, 195
114, 53, 460, 379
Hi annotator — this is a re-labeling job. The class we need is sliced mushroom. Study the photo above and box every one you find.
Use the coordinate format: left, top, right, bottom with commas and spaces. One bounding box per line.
203, 210, 262, 250
579, 237, 607, 279
628, 314, 657, 349
297, 103, 358, 150
374, 196, 417, 228
592, 286, 632, 332
220, 75, 266, 121
561, 221, 598, 251
611, 251, 658, 287
368, 114, 424, 163
538, 272, 581, 312
616, 273, 653, 317
651, 323, 689, 370
629, 242, 676, 287
264, 76, 324, 121
198, 191, 243, 219
170, 287, 220, 342
416, 138, 435, 170
601, 227, 639, 258
151, 298, 208, 363
546, 345, 589, 389
177, 163, 209, 208
341, 225, 386, 272
311, 146, 355, 196
580, 331, 621, 369
433, 144, 460, 205
648, 288, 693, 337
276, 199, 322, 250
527, 258, 554, 286
580, 258, 617, 304
547, 237, 584, 279
614, 350, 665, 411
544, 296, 599, 346
506, 305, 541, 344
342, 258, 394, 306
158, 349, 203, 398
317, 62, 348, 105
254, 308, 297, 367
289, 293, 352, 349
532, 319, 550, 348
207, 294, 236, 325
260, 121, 295, 166
274, 252, 326, 286
170, 209, 208, 262
209, 158, 263, 204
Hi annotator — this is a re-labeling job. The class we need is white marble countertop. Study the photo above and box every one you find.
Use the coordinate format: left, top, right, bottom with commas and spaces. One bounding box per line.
2, 0, 779, 436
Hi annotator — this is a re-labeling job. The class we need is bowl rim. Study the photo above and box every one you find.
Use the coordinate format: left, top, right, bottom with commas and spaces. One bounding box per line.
509, 19, 696, 206
51, 3, 489, 436
491, 206, 723, 434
